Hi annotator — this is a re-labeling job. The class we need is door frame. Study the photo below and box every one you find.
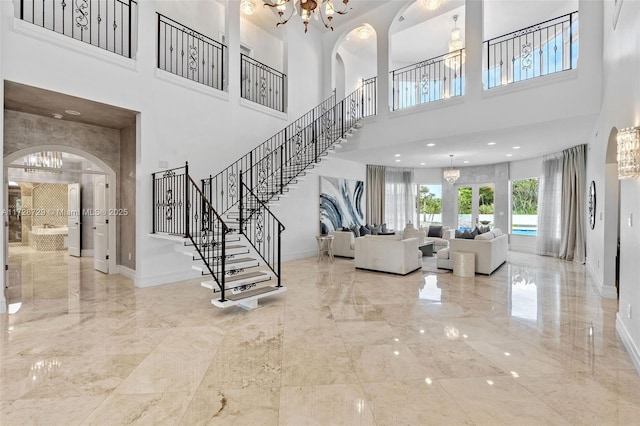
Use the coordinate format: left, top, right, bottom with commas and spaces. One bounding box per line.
3, 145, 117, 274
454, 183, 496, 230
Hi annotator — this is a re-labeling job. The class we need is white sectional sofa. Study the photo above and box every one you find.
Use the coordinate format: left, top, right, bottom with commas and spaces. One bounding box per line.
436, 229, 508, 275
355, 235, 422, 275
329, 230, 356, 258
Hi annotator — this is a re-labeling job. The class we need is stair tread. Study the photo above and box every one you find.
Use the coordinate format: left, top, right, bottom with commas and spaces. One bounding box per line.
226, 285, 282, 301
226, 271, 270, 283
223, 257, 256, 265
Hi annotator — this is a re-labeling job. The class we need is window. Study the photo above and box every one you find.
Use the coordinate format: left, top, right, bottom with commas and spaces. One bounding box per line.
511, 178, 539, 235
417, 184, 442, 227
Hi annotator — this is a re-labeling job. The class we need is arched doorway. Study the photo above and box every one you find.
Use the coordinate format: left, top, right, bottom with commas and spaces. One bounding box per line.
4, 146, 118, 278
332, 23, 377, 98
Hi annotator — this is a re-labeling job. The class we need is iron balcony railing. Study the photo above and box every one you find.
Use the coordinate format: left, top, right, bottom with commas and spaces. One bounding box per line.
241, 54, 286, 112
484, 11, 578, 89
152, 162, 232, 300
391, 49, 465, 111
157, 13, 226, 91
204, 77, 377, 216
20, 0, 137, 58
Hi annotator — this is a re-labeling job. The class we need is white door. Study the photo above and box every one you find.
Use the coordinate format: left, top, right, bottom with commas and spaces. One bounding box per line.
93, 175, 109, 273
67, 183, 81, 257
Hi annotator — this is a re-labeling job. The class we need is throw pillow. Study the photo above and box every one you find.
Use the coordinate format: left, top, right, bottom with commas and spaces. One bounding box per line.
350, 225, 361, 238
492, 228, 503, 237
428, 225, 443, 238
462, 230, 473, 239
455, 230, 464, 239
478, 225, 490, 234
381, 223, 388, 233
360, 225, 371, 236
371, 225, 381, 235
342, 227, 350, 232
470, 227, 479, 239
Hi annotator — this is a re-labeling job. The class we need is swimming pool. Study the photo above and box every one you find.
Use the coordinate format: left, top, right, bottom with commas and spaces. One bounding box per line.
512, 229, 537, 236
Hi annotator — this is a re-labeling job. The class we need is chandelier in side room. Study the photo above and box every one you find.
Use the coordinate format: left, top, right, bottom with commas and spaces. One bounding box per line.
443, 154, 460, 184
617, 127, 640, 179
445, 15, 465, 70
24, 151, 63, 173
264, 0, 350, 33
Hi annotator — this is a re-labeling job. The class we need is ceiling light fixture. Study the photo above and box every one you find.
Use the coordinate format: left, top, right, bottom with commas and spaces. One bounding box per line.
265, 0, 350, 33
617, 126, 640, 179
64, 109, 81, 115
488, 142, 496, 146
506, 154, 513, 157
356, 26, 371, 40
241, 0, 257, 15
24, 151, 63, 173
445, 15, 465, 70
52, 113, 63, 119
421, 0, 443, 11
427, 143, 436, 147
513, 146, 521, 150
443, 154, 460, 184
394, 154, 401, 157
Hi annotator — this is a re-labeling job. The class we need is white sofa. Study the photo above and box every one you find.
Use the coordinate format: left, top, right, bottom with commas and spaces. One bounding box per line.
422, 226, 453, 252
355, 235, 422, 275
329, 230, 356, 258
436, 229, 508, 275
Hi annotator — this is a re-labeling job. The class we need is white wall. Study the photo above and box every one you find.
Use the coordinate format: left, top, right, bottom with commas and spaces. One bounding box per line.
240, 16, 283, 71
583, 0, 640, 371
156, 0, 225, 42
271, 157, 366, 261
0, 0, 325, 288
336, 45, 377, 95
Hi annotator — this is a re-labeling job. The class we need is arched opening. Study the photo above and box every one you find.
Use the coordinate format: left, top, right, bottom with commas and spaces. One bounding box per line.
332, 23, 377, 98
604, 127, 620, 298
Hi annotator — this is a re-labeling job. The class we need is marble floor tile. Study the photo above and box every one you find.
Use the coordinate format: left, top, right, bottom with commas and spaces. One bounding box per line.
2, 247, 639, 424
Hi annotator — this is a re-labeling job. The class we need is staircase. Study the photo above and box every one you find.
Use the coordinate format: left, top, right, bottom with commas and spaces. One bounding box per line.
151, 78, 377, 309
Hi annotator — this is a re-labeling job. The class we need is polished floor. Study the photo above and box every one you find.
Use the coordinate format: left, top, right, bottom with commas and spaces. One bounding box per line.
1, 246, 639, 425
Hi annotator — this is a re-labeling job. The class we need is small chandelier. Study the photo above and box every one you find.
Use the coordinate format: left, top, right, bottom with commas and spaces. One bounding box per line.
24, 151, 63, 173
443, 154, 460, 184
445, 15, 465, 70
241, 0, 257, 15
264, 0, 350, 33
421, 0, 444, 11
617, 126, 640, 179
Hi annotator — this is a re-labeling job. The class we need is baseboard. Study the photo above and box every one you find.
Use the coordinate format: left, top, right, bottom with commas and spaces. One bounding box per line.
282, 249, 318, 262
119, 265, 136, 280
81, 249, 94, 257
616, 313, 640, 374
586, 261, 618, 299
135, 269, 200, 288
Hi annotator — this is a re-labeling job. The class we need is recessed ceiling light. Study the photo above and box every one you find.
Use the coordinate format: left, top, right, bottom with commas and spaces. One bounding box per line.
65, 110, 81, 115
506, 154, 513, 157
427, 143, 436, 147
394, 154, 401, 157
488, 142, 496, 146
463, 160, 469, 164
512, 146, 521, 150
420, 162, 425, 166
395, 159, 401, 162
52, 113, 63, 119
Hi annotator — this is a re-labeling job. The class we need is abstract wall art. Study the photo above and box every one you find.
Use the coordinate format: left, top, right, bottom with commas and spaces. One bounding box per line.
319, 176, 365, 233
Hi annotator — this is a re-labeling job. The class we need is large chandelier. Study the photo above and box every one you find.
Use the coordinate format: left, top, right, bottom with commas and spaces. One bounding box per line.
24, 151, 63, 173
445, 15, 465, 70
617, 126, 640, 179
443, 154, 460, 184
264, 0, 350, 33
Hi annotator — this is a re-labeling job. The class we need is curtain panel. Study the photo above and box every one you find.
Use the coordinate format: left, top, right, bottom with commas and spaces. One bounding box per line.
536, 144, 586, 263
385, 167, 415, 231
366, 165, 385, 225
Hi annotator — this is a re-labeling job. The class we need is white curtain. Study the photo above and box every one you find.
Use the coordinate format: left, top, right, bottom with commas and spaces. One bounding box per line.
385, 167, 415, 231
366, 165, 386, 225
536, 145, 586, 262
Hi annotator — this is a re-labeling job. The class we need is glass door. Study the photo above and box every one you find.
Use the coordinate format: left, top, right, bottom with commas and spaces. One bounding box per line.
456, 184, 495, 230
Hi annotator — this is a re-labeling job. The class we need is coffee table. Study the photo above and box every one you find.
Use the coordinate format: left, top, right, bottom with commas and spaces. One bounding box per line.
418, 241, 434, 256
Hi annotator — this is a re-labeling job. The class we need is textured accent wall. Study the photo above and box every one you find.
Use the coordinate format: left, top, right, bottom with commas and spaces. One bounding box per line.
32, 184, 69, 227
119, 124, 136, 270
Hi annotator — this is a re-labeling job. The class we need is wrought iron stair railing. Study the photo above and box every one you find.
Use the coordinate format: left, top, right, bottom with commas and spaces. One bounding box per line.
152, 163, 233, 302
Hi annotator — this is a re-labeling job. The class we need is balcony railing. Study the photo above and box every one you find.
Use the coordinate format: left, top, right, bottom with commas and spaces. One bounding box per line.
391, 49, 465, 111
241, 54, 286, 112
157, 14, 226, 91
20, 0, 137, 58
484, 11, 578, 89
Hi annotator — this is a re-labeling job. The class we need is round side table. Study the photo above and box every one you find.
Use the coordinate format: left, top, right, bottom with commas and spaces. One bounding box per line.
453, 251, 475, 277
316, 235, 334, 262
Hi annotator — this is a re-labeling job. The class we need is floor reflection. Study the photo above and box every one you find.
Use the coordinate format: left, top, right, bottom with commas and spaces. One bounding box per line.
508, 264, 538, 322
419, 274, 442, 302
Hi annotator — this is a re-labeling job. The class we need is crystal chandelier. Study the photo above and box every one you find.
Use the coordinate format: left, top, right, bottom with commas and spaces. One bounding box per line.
443, 154, 460, 184
23, 151, 63, 173
241, 0, 257, 15
617, 126, 640, 179
445, 15, 465, 70
264, 0, 350, 33
421, 0, 444, 11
